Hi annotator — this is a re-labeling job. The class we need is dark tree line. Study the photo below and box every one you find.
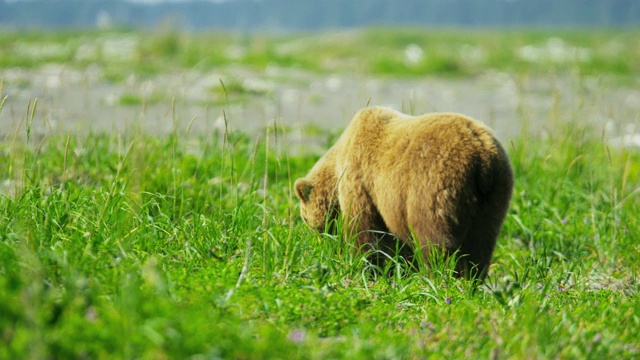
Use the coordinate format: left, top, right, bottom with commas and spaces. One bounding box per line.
1, 0, 639, 30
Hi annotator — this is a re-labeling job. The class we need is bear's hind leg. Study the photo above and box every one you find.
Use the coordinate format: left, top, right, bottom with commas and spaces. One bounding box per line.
457, 212, 504, 281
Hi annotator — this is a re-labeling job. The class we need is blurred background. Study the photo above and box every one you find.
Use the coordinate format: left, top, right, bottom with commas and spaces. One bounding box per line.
1, 0, 639, 147
1, 0, 640, 30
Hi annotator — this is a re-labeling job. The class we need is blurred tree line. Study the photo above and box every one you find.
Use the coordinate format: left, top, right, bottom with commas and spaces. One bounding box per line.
1, 0, 639, 30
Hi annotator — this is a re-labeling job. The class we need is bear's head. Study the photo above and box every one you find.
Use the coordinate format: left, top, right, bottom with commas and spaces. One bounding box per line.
294, 174, 339, 232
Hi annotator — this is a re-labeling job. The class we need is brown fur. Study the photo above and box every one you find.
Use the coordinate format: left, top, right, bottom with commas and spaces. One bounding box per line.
294, 107, 513, 280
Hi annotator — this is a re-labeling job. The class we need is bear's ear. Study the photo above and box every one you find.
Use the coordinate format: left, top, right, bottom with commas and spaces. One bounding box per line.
294, 179, 313, 203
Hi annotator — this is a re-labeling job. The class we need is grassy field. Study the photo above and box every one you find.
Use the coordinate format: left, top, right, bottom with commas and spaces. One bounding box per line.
1, 28, 640, 79
1, 29, 640, 359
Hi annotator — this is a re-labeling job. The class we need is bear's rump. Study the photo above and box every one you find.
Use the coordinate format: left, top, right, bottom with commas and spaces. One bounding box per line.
354, 111, 505, 250
371, 164, 480, 247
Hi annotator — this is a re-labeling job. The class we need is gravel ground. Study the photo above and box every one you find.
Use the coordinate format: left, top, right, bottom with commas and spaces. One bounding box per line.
2, 65, 639, 148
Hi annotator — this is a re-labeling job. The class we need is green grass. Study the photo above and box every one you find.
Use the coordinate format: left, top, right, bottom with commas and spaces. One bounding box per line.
1, 102, 639, 358
1, 28, 640, 358
1, 28, 640, 79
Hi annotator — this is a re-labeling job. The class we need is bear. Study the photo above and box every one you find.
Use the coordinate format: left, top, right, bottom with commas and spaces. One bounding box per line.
294, 106, 513, 281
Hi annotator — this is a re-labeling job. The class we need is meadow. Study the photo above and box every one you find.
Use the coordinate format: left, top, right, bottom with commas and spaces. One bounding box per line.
1, 28, 639, 78
1, 28, 639, 359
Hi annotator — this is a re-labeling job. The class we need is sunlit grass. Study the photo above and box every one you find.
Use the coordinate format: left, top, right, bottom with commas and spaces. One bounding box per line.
0, 28, 639, 358
1, 96, 639, 358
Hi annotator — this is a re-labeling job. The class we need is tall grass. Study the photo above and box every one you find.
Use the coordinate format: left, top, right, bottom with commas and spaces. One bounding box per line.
1, 29, 640, 358
1, 90, 638, 358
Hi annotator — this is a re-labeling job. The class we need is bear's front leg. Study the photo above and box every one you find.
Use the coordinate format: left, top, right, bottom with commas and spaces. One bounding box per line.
337, 178, 377, 247
337, 179, 406, 267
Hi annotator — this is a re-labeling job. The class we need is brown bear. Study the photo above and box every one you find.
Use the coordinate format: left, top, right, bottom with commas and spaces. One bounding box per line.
294, 106, 513, 280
